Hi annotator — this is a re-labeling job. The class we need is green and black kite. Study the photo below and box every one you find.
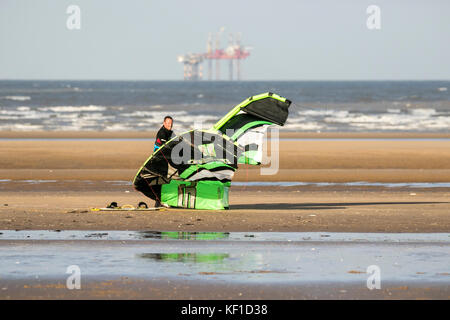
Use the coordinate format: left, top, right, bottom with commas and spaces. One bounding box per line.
133, 92, 291, 209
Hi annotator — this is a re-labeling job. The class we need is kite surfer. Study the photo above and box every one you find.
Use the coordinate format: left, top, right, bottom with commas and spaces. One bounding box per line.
134, 92, 291, 210
151, 116, 174, 207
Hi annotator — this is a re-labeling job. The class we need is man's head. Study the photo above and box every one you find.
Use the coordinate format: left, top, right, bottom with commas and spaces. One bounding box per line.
163, 116, 173, 130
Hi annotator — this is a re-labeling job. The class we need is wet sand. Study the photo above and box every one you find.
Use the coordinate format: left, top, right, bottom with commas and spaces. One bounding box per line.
0, 233, 449, 300
2, 277, 448, 300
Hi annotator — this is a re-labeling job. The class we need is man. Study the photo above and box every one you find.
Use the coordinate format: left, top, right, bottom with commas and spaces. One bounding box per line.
153, 116, 174, 208
154, 116, 173, 152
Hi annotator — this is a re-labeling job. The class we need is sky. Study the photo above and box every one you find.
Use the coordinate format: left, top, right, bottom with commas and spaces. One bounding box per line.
0, 0, 449, 80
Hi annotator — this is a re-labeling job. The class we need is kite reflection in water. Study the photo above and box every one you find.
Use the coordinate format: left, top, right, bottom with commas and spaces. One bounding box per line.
136, 231, 230, 241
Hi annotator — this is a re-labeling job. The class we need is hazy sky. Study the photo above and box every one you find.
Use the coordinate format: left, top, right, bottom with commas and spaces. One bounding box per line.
1, 0, 449, 80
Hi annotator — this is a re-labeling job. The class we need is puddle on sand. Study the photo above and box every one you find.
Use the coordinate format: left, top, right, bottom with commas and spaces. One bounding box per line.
137, 231, 230, 241
0, 231, 449, 284
137, 253, 230, 264
0, 230, 449, 243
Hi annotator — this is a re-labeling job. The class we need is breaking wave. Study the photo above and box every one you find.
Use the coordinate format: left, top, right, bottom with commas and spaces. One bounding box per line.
0, 95, 31, 101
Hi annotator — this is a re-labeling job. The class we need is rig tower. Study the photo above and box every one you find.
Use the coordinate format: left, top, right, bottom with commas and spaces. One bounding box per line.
177, 28, 251, 81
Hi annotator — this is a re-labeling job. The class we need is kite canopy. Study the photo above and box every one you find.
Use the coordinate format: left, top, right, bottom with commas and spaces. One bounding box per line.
214, 92, 291, 165
133, 92, 291, 209
133, 129, 242, 199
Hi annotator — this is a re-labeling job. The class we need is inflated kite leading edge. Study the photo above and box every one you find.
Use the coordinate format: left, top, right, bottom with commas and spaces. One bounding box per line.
133, 92, 291, 209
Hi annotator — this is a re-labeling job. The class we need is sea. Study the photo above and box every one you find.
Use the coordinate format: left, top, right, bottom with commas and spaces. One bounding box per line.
0, 80, 449, 132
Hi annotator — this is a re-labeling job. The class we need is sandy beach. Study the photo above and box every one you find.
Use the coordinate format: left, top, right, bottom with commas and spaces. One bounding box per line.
0, 187, 449, 232
0, 131, 449, 232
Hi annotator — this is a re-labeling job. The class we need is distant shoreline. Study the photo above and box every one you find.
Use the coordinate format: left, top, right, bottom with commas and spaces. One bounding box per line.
1, 131, 450, 139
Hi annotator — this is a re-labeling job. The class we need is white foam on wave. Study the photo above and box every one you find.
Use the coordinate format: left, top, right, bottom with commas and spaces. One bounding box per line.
415, 116, 450, 129
56, 113, 79, 119
284, 122, 324, 131
38, 105, 107, 112
301, 110, 349, 117
120, 110, 187, 118
410, 108, 437, 116
48, 125, 96, 131
1, 96, 31, 101
0, 123, 44, 131
0, 109, 52, 120
104, 123, 134, 131
66, 118, 99, 127
346, 117, 450, 130
326, 114, 401, 124
81, 112, 113, 120
120, 110, 218, 130
285, 116, 307, 123
301, 107, 450, 131
39, 113, 114, 130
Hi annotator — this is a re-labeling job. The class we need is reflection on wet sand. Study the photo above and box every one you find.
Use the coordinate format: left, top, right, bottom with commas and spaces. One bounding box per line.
0, 230, 449, 299
136, 231, 229, 241
137, 253, 229, 264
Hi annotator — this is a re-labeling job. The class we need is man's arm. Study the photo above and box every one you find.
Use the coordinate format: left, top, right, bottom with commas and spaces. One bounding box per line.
153, 128, 173, 152
153, 128, 164, 152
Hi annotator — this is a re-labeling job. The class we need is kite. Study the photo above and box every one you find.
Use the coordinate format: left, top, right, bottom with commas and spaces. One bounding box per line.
133, 92, 291, 209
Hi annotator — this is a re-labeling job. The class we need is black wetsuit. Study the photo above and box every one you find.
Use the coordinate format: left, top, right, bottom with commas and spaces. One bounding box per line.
154, 126, 173, 152
148, 126, 173, 206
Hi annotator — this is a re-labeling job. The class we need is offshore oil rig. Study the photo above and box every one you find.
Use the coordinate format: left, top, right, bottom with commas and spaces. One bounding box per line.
177, 28, 251, 81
